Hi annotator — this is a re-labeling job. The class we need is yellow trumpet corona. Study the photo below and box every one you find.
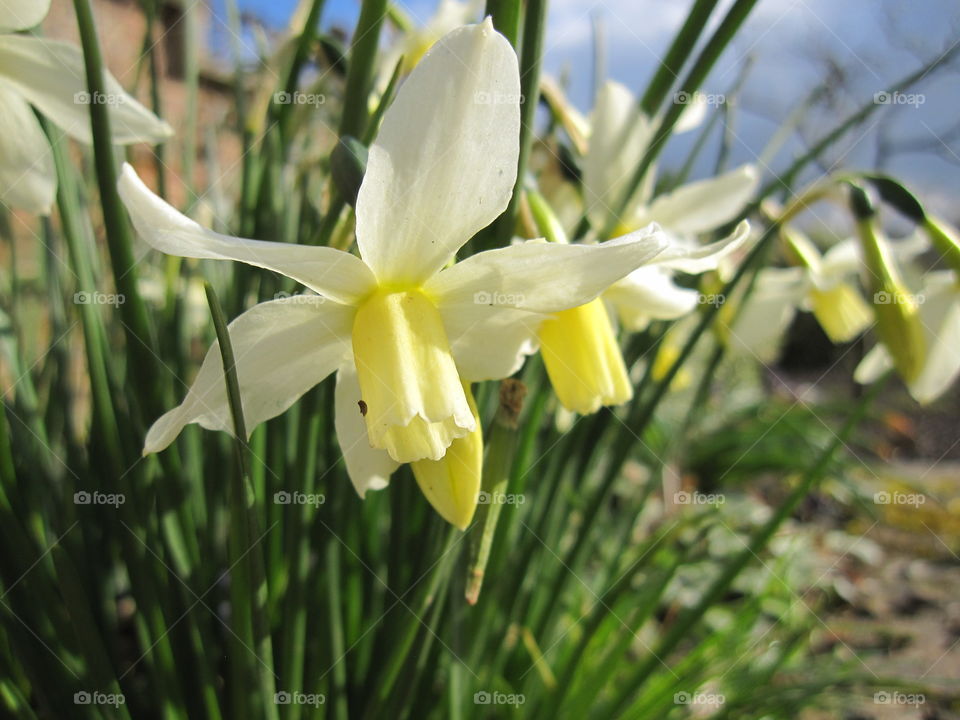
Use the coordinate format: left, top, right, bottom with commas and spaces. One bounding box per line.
411, 383, 483, 530
352, 288, 474, 464
538, 299, 633, 414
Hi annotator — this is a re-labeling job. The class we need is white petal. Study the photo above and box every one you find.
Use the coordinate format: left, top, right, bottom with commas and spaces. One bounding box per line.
909, 274, 960, 403
144, 299, 352, 453
424, 227, 667, 314
0, 36, 172, 145
819, 238, 861, 282
605, 266, 700, 329
674, 94, 707, 133
725, 267, 806, 363
118, 164, 376, 304
0, 83, 55, 214
445, 305, 542, 381
640, 165, 759, 236
334, 364, 399, 497
854, 344, 894, 385
0, 0, 50, 31
652, 220, 751, 273
583, 80, 653, 229
355, 20, 520, 285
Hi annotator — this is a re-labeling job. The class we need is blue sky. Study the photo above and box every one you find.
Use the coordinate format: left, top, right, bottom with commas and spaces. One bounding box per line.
209, 0, 960, 218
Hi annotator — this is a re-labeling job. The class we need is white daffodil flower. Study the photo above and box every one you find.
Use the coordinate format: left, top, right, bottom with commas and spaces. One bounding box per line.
603, 223, 750, 332
582, 80, 758, 242
535, 78, 758, 388
537, 221, 749, 414
380, 0, 483, 82
0, 0, 172, 215
119, 21, 668, 528
527, 188, 750, 414
725, 233, 929, 363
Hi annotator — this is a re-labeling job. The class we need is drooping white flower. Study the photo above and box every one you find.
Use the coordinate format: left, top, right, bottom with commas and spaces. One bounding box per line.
120, 21, 668, 528
0, 0, 172, 214
855, 272, 960, 404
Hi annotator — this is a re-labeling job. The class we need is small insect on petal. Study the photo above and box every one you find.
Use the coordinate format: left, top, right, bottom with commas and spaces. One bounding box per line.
358, 400, 368, 416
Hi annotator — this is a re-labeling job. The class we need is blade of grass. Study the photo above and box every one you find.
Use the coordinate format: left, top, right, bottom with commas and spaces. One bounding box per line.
72, 0, 167, 419
638, 0, 720, 116
204, 283, 278, 720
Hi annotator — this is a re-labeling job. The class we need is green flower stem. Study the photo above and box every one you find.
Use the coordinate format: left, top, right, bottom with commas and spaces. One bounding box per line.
532, 217, 781, 640
72, 0, 166, 419
325, 540, 349, 720
142, 0, 167, 198
312, 0, 392, 248
277, 386, 326, 720
541, 525, 695, 717
182, 0, 200, 209
339, 0, 389, 139
362, 57, 404, 146
638, 0, 721, 115
45, 124, 125, 475
604, 0, 760, 238
466, 379, 526, 605
489, 0, 547, 248
274, 0, 327, 143
484, 0, 522, 48
604, 373, 890, 717
51, 128, 189, 710
204, 283, 278, 720
51, 546, 133, 720
368, 528, 459, 710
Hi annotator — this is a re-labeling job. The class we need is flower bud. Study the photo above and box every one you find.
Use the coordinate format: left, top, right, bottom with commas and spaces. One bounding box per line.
851, 185, 926, 382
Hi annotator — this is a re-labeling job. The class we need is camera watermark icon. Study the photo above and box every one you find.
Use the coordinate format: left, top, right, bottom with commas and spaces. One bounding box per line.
473, 290, 524, 306
674, 90, 725, 107
874, 691, 925, 706
74, 91, 127, 106
74, 691, 126, 707
74, 291, 125, 307
478, 490, 525, 506
873, 91, 925, 108
873, 290, 924, 305
697, 293, 726, 307
474, 91, 525, 105
274, 491, 325, 507
473, 690, 525, 707
273, 291, 326, 305
273, 691, 325, 707
674, 691, 725, 708
674, 490, 725, 506
74, 490, 125, 508
273, 91, 326, 106
873, 491, 925, 507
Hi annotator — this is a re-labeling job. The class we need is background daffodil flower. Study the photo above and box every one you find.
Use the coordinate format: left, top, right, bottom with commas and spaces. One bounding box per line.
581, 80, 758, 242
380, 0, 483, 80
537, 221, 750, 414
0, 0, 172, 215
855, 270, 960, 404
119, 20, 668, 528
